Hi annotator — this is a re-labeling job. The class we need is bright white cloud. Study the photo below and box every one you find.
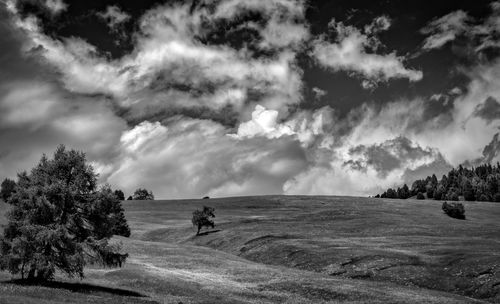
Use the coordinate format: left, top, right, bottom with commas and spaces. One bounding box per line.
311, 17, 422, 87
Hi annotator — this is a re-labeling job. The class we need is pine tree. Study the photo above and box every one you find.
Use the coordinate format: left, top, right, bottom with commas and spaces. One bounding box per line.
0, 146, 129, 281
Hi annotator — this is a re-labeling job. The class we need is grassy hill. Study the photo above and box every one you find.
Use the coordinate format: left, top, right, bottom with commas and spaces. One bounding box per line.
1, 196, 499, 303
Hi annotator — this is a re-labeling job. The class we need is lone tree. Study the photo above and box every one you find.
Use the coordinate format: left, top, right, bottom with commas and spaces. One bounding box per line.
1, 178, 16, 202
192, 206, 215, 235
132, 188, 154, 200
0, 145, 129, 281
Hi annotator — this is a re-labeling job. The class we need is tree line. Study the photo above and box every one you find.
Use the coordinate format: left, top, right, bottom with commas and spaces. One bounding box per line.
376, 163, 500, 202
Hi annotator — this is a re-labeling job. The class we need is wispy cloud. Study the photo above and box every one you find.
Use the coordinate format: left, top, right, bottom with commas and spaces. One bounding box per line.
311, 16, 423, 88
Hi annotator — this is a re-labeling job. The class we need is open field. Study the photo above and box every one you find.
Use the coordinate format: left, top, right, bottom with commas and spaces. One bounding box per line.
1, 196, 500, 303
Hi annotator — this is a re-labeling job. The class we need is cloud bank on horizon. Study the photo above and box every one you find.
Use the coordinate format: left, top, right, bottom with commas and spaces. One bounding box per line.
0, 0, 499, 198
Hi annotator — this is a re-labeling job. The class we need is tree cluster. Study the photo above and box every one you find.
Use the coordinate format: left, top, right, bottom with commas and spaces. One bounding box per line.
376, 163, 500, 202
129, 188, 154, 200
0, 145, 130, 281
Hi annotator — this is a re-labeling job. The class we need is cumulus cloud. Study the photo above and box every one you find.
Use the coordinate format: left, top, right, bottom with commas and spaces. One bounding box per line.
311, 17, 423, 87
107, 119, 308, 199
7, 0, 307, 121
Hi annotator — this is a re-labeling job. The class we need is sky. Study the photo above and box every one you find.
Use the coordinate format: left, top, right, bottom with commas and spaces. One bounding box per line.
0, 0, 499, 199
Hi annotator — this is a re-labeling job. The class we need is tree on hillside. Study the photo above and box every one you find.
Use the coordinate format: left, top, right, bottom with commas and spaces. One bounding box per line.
1, 178, 16, 202
114, 189, 125, 201
0, 145, 129, 281
192, 206, 215, 235
132, 188, 154, 200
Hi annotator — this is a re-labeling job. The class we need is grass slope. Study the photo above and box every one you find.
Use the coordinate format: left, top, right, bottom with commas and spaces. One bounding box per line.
1, 195, 499, 303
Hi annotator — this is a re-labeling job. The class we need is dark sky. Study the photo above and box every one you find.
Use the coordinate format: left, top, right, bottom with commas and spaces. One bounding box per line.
0, 0, 499, 198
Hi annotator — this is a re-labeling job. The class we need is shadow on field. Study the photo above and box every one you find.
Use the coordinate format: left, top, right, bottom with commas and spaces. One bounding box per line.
3, 279, 147, 297
196, 229, 221, 236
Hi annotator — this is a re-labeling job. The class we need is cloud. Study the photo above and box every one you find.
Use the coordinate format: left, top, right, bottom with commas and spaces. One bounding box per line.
312, 87, 327, 99
7, 0, 308, 123
107, 119, 308, 199
311, 17, 422, 87
44, 0, 66, 14
421, 3, 500, 53
98, 6, 130, 29
0, 81, 126, 181
284, 137, 449, 196
420, 10, 471, 50
2, 0, 500, 200
473, 96, 500, 123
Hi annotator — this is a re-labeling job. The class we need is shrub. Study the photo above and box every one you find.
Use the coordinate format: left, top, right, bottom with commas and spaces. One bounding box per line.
442, 201, 465, 220
416, 192, 425, 200
494, 193, 500, 202
132, 188, 154, 200
0, 178, 16, 202
0, 146, 129, 281
192, 206, 215, 235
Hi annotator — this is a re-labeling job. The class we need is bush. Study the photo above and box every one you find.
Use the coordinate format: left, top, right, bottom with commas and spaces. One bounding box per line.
132, 188, 154, 200
0, 178, 16, 202
0, 146, 129, 281
494, 193, 500, 202
442, 201, 465, 220
416, 192, 425, 200
192, 206, 215, 235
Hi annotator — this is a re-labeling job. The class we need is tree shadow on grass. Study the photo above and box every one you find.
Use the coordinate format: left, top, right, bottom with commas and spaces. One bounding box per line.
3, 279, 147, 297
197, 229, 221, 236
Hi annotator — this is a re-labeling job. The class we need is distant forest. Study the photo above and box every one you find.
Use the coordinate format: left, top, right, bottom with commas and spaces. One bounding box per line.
376, 163, 500, 202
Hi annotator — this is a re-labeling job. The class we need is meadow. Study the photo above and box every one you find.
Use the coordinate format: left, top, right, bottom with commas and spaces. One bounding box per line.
0, 195, 499, 303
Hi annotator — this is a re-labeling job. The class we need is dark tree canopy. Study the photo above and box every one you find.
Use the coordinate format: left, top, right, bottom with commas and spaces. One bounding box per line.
0, 145, 129, 281
114, 189, 125, 201
1, 178, 16, 202
132, 188, 154, 200
191, 206, 215, 235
